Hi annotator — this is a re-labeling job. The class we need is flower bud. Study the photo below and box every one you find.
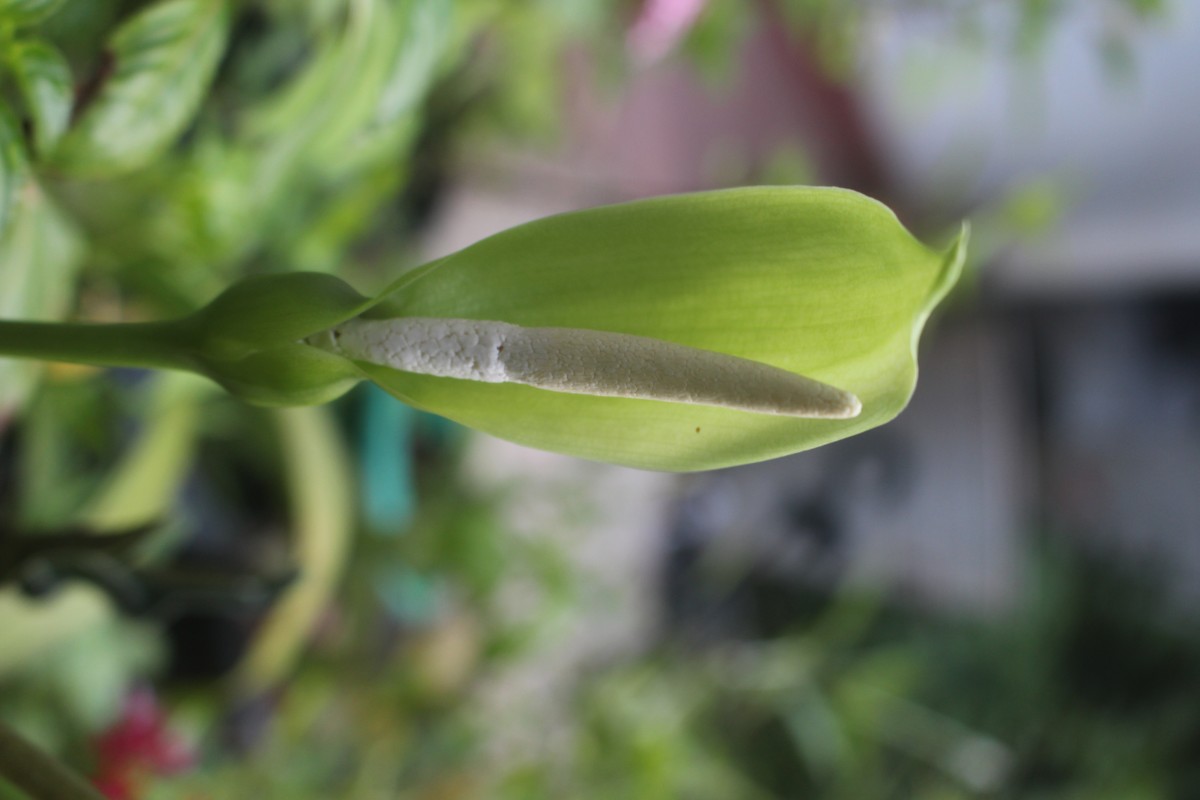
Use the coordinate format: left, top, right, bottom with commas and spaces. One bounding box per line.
186, 272, 370, 406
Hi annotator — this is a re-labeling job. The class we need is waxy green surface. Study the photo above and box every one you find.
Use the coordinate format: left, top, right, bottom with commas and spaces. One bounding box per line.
359, 187, 966, 471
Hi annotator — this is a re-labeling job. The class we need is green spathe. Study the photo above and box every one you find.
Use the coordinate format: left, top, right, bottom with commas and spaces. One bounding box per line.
355, 187, 967, 471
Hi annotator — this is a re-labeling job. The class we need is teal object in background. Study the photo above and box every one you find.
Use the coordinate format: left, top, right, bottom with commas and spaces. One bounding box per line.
358, 383, 460, 534
360, 384, 417, 534
358, 384, 458, 625
372, 564, 442, 626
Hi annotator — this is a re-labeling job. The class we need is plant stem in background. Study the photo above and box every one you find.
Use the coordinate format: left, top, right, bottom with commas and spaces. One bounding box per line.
0, 320, 193, 372
0, 719, 107, 800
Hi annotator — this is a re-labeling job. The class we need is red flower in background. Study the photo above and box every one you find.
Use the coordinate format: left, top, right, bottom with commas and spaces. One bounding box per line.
92, 689, 193, 800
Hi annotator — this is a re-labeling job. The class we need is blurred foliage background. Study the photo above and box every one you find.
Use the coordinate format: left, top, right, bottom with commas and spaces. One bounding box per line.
2, 0, 1198, 798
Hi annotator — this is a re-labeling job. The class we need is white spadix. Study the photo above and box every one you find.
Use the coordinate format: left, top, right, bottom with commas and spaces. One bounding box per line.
306, 317, 862, 419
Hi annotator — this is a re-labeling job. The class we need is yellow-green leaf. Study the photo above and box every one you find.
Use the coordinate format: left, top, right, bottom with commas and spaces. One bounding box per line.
0, 106, 23, 237
374, 0, 452, 126
0, 178, 84, 418
8, 40, 73, 157
0, 0, 65, 26
246, 0, 449, 172
236, 406, 354, 692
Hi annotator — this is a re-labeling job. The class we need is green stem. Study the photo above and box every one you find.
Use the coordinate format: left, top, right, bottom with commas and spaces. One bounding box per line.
0, 319, 194, 372
0, 719, 106, 800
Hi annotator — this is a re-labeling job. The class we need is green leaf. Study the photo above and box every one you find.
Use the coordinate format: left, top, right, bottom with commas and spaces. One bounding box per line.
359, 187, 966, 471
0, 177, 84, 419
0, 0, 65, 26
374, 0, 453, 126
246, 0, 448, 170
236, 405, 354, 692
51, 0, 230, 178
0, 106, 24, 238
81, 373, 210, 531
8, 40, 73, 157
0, 586, 111, 680
244, 0, 393, 155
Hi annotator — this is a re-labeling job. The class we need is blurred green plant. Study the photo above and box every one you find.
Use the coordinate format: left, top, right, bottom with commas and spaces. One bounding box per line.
130, 531, 1200, 800
0, 0, 1168, 798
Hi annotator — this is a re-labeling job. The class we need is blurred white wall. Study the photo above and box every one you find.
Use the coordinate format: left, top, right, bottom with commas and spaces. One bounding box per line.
860, 1, 1200, 294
